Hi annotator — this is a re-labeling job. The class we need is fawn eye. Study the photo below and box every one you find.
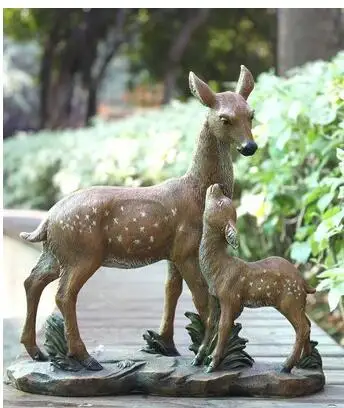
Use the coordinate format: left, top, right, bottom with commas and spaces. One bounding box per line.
220, 116, 231, 125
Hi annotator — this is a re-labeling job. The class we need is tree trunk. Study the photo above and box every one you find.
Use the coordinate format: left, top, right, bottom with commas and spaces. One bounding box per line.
162, 9, 210, 104
39, 42, 54, 129
86, 84, 98, 126
278, 9, 344, 75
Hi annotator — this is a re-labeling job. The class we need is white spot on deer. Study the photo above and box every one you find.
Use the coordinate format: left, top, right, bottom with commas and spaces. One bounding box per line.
140, 211, 146, 217
171, 208, 177, 216
85, 214, 90, 220
164, 216, 169, 221
260, 278, 264, 283
249, 282, 253, 287
240, 276, 246, 282
120, 206, 124, 212
92, 207, 97, 214
134, 239, 141, 245
178, 224, 184, 232
148, 246, 152, 250
92, 221, 96, 226
266, 285, 270, 289
267, 292, 271, 297
125, 226, 129, 231
273, 281, 277, 286
140, 226, 145, 232
154, 222, 159, 228
133, 218, 137, 222
263, 269, 267, 273
108, 238, 112, 243
113, 218, 119, 224
104, 225, 109, 231
59, 220, 63, 224
258, 287, 261, 291
117, 235, 123, 242
76, 214, 80, 220
105, 210, 110, 216
79, 229, 82, 233
150, 236, 154, 243
237, 294, 240, 298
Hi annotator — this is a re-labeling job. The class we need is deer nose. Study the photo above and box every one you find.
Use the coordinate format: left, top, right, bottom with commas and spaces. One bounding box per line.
238, 141, 258, 156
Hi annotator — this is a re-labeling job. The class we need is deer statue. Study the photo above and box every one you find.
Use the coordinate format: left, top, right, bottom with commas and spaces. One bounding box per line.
193, 184, 316, 373
19, 66, 257, 371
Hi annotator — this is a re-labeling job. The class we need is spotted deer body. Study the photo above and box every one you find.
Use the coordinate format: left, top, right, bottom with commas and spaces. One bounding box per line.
20, 66, 257, 370
193, 184, 316, 373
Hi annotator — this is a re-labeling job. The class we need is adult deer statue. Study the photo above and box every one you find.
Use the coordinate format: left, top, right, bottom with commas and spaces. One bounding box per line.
20, 66, 257, 371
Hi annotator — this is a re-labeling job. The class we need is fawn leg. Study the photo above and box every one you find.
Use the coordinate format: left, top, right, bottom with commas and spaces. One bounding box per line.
158, 261, 183, 355
55, 260, 102, 371
281, 312, 310, 373
21, 250, 60, 361
192, 294, 218, 366
178, 256, 209, 323
207, 301, 236, 373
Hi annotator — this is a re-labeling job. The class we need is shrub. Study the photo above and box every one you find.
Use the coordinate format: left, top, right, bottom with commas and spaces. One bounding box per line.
4, 52, 344, 313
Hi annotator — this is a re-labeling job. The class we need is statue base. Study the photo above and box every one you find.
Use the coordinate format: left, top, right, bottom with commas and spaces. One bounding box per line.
7, 349, 325, 398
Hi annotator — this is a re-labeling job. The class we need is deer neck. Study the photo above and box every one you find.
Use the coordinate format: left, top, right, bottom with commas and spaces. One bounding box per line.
187, 119, 234, 198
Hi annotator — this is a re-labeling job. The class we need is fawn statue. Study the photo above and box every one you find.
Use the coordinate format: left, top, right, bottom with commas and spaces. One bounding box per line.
20, 66, 257, 371
193, 184, 316, 373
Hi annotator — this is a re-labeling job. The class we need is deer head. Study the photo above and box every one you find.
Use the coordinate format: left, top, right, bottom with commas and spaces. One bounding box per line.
204, 184, 239, 249
189, 66, 257, 157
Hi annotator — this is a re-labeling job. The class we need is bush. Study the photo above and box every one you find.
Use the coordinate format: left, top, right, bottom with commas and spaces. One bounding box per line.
4, 52, 344, 312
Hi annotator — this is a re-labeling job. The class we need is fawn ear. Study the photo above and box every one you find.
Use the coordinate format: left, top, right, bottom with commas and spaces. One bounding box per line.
189, 72, 216, 108
225, 223, 239, 249
236, 65, 254, 100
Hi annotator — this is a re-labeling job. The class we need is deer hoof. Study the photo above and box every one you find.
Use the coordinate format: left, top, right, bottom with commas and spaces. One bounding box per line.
26, 346, 48, 362
80, 356, 103, 371
280, 365, 291, 374
205, 363, 215, 373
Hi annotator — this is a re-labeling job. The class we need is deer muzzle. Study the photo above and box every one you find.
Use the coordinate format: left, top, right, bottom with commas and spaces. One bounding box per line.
237, 141, 258, 156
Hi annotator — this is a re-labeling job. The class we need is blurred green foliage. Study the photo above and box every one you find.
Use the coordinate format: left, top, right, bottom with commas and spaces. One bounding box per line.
4, 53, 344, 309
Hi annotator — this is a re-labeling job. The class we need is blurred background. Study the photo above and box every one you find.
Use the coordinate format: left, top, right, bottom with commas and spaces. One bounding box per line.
3, 8, 344, 349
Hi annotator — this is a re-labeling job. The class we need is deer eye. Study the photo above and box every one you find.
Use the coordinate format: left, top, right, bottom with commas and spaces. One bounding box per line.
250, 110, 255, 120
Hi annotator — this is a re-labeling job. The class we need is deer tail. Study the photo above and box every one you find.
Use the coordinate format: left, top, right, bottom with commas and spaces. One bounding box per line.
304, 281, 316, 294
20, 218, 48, 243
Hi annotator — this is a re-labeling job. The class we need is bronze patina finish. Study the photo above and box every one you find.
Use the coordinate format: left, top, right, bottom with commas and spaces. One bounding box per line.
194, 184, 316, 373
19, 66, 257, 370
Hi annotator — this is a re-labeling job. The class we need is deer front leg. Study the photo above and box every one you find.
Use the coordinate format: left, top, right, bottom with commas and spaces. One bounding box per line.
158, 261, 183, 355
192, 294, 218, 366
206, 301, 235, 373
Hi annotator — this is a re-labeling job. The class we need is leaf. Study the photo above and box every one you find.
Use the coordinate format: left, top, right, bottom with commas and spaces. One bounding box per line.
316, 278, 332, 292
317, 191, 335, 213
328, 288, 343, 312
290, 241, 312, 263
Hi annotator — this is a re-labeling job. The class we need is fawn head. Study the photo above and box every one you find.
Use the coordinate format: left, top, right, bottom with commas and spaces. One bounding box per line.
204, 184, 239, 249
189, 66, 257, 156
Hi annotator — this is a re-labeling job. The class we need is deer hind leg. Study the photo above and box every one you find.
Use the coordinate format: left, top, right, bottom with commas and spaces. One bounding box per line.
158, 262, 183, 355
55, 259, 102, 371
281, 310, 310, 373
302, 315, 312, 357
178, 256, 209, 322
21, 248, 60, 361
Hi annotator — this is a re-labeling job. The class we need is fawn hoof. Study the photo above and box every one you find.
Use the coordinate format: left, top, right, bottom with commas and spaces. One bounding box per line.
79, 356, 103, 371
205, 363, 216, 373
191, 356, 202, 366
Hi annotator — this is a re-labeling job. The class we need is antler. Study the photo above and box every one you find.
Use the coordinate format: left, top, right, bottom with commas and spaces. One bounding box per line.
235, 65, 254, 100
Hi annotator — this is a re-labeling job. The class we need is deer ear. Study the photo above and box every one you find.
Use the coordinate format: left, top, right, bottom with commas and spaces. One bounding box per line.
236, 65, 254, 100
189, 72, 216, 108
